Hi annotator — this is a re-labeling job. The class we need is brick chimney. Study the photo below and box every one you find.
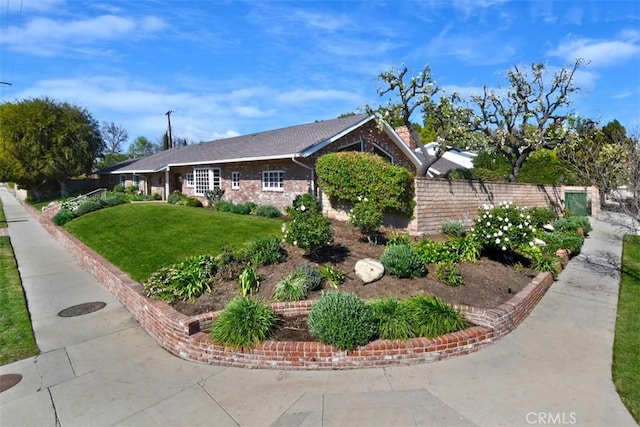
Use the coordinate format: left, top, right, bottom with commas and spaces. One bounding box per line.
394, 126, 417, 150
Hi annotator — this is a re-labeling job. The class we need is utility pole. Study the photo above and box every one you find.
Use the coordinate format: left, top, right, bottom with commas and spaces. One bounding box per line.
165, 110, 174, 149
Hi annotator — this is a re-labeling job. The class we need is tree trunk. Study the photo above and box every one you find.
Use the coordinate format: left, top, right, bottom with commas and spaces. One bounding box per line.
59, 180, 69, 198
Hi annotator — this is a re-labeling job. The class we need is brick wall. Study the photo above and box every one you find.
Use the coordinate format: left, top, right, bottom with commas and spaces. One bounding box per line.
413, 179, 599, 235
30, 202, 557, 370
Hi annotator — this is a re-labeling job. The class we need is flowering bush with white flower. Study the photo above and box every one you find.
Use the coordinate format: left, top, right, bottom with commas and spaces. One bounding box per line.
283, 194, 333, 255
349, 200, 383, 244
471, 201, 538, 252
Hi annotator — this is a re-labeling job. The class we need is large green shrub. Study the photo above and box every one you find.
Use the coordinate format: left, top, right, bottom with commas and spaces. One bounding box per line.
402, 294, 469, 338
210, 296, 278, 349
316, 152, 415, 215
75, 198, 105, 216
307, 292, 377, 350
241, 236, 287, 266
254, 204, 282, 218
282, 196, 333, 255
53, 208, 76, 226
349, 200, 383, 243
379, 244, 426, 278
414, 239, 459, 264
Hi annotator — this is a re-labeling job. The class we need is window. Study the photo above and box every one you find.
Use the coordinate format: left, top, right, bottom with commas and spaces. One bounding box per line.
373, 144, 394, 164
262, 170, 284, 191
133, 175, 140, 187
194, 167, 221, 195
231, 172, 240, 189
119, 175, 126, 186
185, 173, 194, 187
338, 141, 363, 152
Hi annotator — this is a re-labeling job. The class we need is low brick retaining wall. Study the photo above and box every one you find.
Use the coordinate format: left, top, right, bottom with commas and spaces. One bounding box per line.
30, 203, 555, 369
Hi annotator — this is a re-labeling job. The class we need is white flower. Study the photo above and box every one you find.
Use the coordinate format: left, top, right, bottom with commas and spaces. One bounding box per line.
543, 224, 554, 231
503, 226, 509, 231
281, 223, 286, 232
364, 197, 368, 202
533, 238, 546, 246
518, 224, 523, 229
502, 246, 507, 251
486, 222, 491, 226
293, 240, 298, 246
300, 205, 306, 211
495, 238, 501, 244
498, 231, 503, 236
504, 237, 509, 241
529, 241, 535, 246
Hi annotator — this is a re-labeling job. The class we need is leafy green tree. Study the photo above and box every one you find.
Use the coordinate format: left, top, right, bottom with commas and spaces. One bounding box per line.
127, 136, 157, 158
95, 153, 130, 170
471, 60, 584, 182
0, 97, 103, 199
560, 118, 636, 206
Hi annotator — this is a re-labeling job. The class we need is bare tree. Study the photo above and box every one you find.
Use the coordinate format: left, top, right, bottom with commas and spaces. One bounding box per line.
372, 64, 480, 176
101, 121, 129, 154
471, 59, 584, 182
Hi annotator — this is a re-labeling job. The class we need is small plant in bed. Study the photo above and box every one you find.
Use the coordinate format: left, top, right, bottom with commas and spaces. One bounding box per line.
307, 292, 377, 350
209, 296, 278, 349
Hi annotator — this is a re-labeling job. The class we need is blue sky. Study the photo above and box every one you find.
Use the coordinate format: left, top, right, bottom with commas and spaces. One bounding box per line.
0, 0, 638, 148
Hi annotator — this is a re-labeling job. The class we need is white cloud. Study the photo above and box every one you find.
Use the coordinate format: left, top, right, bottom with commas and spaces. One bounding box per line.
548, 33, 640, 67
7, 14, 167, 56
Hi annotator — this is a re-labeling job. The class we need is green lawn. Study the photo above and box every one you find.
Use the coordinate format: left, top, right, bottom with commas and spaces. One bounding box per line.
0, 235, 39, 365
0, 198, 6, 227
64, 203, 284, 281
613, 235, 640, 423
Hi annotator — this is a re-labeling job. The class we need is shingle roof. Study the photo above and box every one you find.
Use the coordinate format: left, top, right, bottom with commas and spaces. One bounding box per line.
101, 114, 375, 173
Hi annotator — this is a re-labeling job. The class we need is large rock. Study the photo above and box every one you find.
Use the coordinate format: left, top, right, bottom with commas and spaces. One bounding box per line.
355, 258, 384, 284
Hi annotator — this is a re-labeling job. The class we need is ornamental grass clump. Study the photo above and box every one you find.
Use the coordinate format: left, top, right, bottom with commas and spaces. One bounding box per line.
307, 292, 377, 350
402, 294, 469, 338
143, 254, 217, 302
368, 297, 413, 340
380, 244, 427, 278
272, 271, 308, 302
210, 296, 278, 349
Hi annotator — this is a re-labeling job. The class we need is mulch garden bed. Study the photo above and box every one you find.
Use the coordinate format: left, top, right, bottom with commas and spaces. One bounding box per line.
171, 220, 536, 341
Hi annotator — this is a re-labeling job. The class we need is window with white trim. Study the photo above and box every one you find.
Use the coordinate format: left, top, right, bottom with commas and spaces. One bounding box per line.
262, 170, 284, 191
185, 173, 194, 187
231, 172, 240, 189
373, 144, 394, 164
193, 167, 221, 195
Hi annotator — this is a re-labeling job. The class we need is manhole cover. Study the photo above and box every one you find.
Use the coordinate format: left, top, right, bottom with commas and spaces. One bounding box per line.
0, 374, 22, 393
58, 301, 106, 317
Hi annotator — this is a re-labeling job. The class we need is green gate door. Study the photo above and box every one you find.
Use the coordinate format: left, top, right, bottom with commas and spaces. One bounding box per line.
565, 191, 590, 216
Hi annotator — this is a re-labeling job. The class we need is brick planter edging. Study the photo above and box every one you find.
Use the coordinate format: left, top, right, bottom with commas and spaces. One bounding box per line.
32, 203, 555, 370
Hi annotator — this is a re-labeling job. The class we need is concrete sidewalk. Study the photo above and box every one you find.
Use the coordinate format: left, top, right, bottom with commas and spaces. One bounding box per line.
0, 186, 635, 427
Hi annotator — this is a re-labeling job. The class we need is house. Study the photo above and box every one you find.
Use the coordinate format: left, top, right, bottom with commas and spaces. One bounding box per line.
97, 114, 423, 210
394, 126, 477, 177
